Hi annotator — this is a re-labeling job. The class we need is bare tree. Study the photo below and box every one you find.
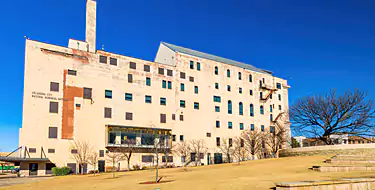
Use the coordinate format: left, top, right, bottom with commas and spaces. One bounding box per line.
241, 129, 264, 160
88, 151, 99, 176
175, 141, 191, 168
264, 126, 288, 158
71, 141, 91, 174
219, 138, 234, 163
189, 139, 208, 166
106, 149, 122, 178
146, 130, 170, 183
290, 90, 375, 145
232, 137, 246, 165
118, 139, 136, 171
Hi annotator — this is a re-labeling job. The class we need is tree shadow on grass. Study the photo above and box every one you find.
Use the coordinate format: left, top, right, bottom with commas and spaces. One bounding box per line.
139, 180, 174, 185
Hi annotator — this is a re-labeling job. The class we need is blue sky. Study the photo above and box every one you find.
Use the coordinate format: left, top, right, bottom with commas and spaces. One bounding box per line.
0, 0, 374, 151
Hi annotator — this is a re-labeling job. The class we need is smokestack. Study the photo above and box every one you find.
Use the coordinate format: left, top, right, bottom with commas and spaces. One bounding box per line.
86, 0, 96, 53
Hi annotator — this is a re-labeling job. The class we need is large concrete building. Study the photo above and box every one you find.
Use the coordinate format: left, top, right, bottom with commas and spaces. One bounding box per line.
15, 0, 290, 175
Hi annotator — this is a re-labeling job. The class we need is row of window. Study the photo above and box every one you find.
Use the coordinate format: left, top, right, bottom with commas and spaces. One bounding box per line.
213, 98, 282, 116
214, 121, 271, 132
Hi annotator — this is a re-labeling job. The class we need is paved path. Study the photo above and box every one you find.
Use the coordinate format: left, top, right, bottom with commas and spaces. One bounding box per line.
0, 176, 53, 187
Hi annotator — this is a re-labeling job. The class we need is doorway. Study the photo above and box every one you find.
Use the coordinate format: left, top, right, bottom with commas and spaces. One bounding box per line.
98, 160, 105, 172
29, 163, 38, 176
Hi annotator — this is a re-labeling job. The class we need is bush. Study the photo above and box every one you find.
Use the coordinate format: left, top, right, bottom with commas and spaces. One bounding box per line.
88, 170, 99, 174
132, 164, 141, 171
52, 167, 71, 176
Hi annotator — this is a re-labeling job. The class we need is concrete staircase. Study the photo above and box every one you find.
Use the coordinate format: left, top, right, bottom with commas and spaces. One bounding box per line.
313, 154, 375, 172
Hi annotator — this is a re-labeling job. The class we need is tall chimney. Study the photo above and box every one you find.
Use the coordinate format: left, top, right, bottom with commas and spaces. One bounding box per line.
86, 0, 97, 53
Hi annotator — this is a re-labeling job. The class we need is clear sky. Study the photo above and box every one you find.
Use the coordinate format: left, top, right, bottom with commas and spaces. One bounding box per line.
0, 0, 374, 151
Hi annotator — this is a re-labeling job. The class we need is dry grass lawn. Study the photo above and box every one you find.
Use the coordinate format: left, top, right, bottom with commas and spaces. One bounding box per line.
2, 155, 375, 190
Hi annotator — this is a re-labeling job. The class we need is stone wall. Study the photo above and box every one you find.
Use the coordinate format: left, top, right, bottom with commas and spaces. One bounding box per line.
280, 144, 375, 157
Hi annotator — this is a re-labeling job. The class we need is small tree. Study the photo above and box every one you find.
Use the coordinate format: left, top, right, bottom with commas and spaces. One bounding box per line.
233, 137, 246, 165
219, 138, 234, 163
291, 137, 301, 148
118, 139, 136, 171
88, 151, 99, 176
241, 129, 264, 160
106, 149, 122, 178
189, 139, 208, 166
71, 141, 91, 174
175, 141, 191, 168
264, 126, 288, 158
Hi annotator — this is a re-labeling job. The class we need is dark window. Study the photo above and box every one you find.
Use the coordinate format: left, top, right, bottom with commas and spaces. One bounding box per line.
180, 83, 185, 91
270, 126, 275, 133
145, 95, 152, 103
228, 122, 233, 129
229, 138, 233, 147
206, 133, 211, 137
48, 127, 58, 139
110, 58, 117, 66
180, 72, 186, 79
158, 68, 164, 75
240, 123, 244, 130
239, 87, 242, 94
105, 90, 112, 99
190, 61, 194, 69
228, 100, 232, 114
194, 86, 198, 94
279, 105, 282, 110
216, 120, 220, 128
241, 139, 244, 147
160, 97, 166, 105
172, 114, 176, 120
227, 85, 231, 92
194, 102, 199, 110
278, 94, 282, 101
83, 88, 92, 99
50, 82, 59, 92
142, 155, 153, 162
251, 124, 254, 131
104, 107, 112, 118
144, 65, 151, 72
48, 149, 55, 153
160, 114, 166, 123
260, 92, 263, 99
179, 115, 184, 121
215, 106, 220, 112
128, 74, 133, 83
99, 150, 104, 157
146, 77, 151, 86
168, 81, 172, 89
214, 66, 219, 75
172, 135, 176, 141
130, 62, 136, 69
216, 137, 220, 146
68, 69, 77, 76
167, 69, 173, 76
162, 80, 167, 89
250, 104, 254, 117
197, 62, 201, 71
180, 135, 184, 141
227, 69, 230, 78
123, 93, 132, 101
249, 75, 253, 82
215, 83, 219, 89
71, 149, 78, 154
238, 72, 242, 80
29, 148, 36, 153
270, 105, 273, 113
49, 102, 58, 113
250, 90, 253, 96
125, 112, 133, 120
99, 55, 107, 64
261, 125, 265, 132
276, 83, 282, 89
180, 100, 186, 108
213, 96, 221, 102
76, 104, 81, 108
260, 106, 264, 115
162, 156, 173, 163
189, 76, 194, 82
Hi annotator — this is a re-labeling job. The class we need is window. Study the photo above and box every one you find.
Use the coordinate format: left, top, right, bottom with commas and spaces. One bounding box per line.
144, 65, 150, 72
213, 96, 221, 102
227, 85, 231, 92
180, 115, 184, 121
76, 104, 81, 108
162, 156, 173, 163
83, 87, 92, 99
48, 127, 57, 139
128, 74, 133, 83
110, 58, 117, 66
249, 74, 253, 82
67, 69, 77, 76
279, 105, 282, 110
160, 98, 166, 105
125, 112, 133, 120
241, 139, 244, 147
250, 104, 254, 117
48, 149, 55, 153
50, 82, 59, 92
260, 106, 264, 115
216, 137, 220, 146
250, 90, 253, 96
104, 107, 112, 118
180, 72, 186, 79
260, 92, 263, 99
189, 76, 194, 82
229, 138, 233, 147
270, 114, 273, 121
180, 100, 186, 108
238, 72, 242, 80
276, 83, 282, 89
125, 93, 133, 101
239, 87, 242, 94
278, 94, 282, 101
228, 121, 233, 129
270, 94, 273, 99
145, 95, 152, 103
158, 68, 164, 75
99, 55, 107, 63
190, 61, 194, 69
142, 155, 153, 163
261, 125, 265, 132
172, 135, 176, 141
146, 77, 151, 86
251, 124, 254, 131
167, 69, 173, 76
194, 86, 198, 94
160, 114, 166, 123
240, 123, 244, 130
29, 148, 36, 153
99, 150, 104, 157
228, 100, 232, 114
194, 102, 199, 110
206, 133, 211, 137
129, 62, 136, 69
105, 90, 112, 99
239, 102, 243, 115
180, 83, 185, 91
168, 81, 172, 89
197, 62, 201, 71
162, 80, 167, 89
180, 135, 184, 141
259, 80, 263, 87
215, 106, 220, 112
270, 105, 273, 113
216, 120, 220, 128
227, 69, 230, 77
214, 66, 218, 75
215, 83, 219, 89
49, 102, 58, 113
172, 114, 176, 120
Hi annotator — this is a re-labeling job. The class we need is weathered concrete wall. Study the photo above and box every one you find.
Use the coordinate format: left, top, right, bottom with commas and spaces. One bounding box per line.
276, 178, 375, 190
280, 144, 375, 157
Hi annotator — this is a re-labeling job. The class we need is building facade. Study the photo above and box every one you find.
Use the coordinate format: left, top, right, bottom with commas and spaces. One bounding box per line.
18, 0, 290, 175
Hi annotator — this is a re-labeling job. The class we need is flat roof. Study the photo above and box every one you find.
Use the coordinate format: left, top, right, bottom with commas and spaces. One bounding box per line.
0, 156, 50, 163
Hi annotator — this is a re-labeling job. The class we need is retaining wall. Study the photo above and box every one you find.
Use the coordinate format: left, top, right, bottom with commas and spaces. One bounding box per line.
280, 144, 375, 157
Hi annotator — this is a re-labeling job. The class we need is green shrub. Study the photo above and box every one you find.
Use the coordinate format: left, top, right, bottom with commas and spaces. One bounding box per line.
52, 166, 71, 176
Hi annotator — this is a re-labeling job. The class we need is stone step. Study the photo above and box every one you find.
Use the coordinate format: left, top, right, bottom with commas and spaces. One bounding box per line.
333, 155, 375, 161
312, 165, 375, 172
325, 159, 375, 165
275, 178, 375, 190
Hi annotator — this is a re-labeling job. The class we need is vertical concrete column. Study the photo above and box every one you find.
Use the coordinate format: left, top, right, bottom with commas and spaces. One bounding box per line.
20, 162, 29, 177
115, 131, 121, 145
38, 163, 46, 176
86, 0, 97, 53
